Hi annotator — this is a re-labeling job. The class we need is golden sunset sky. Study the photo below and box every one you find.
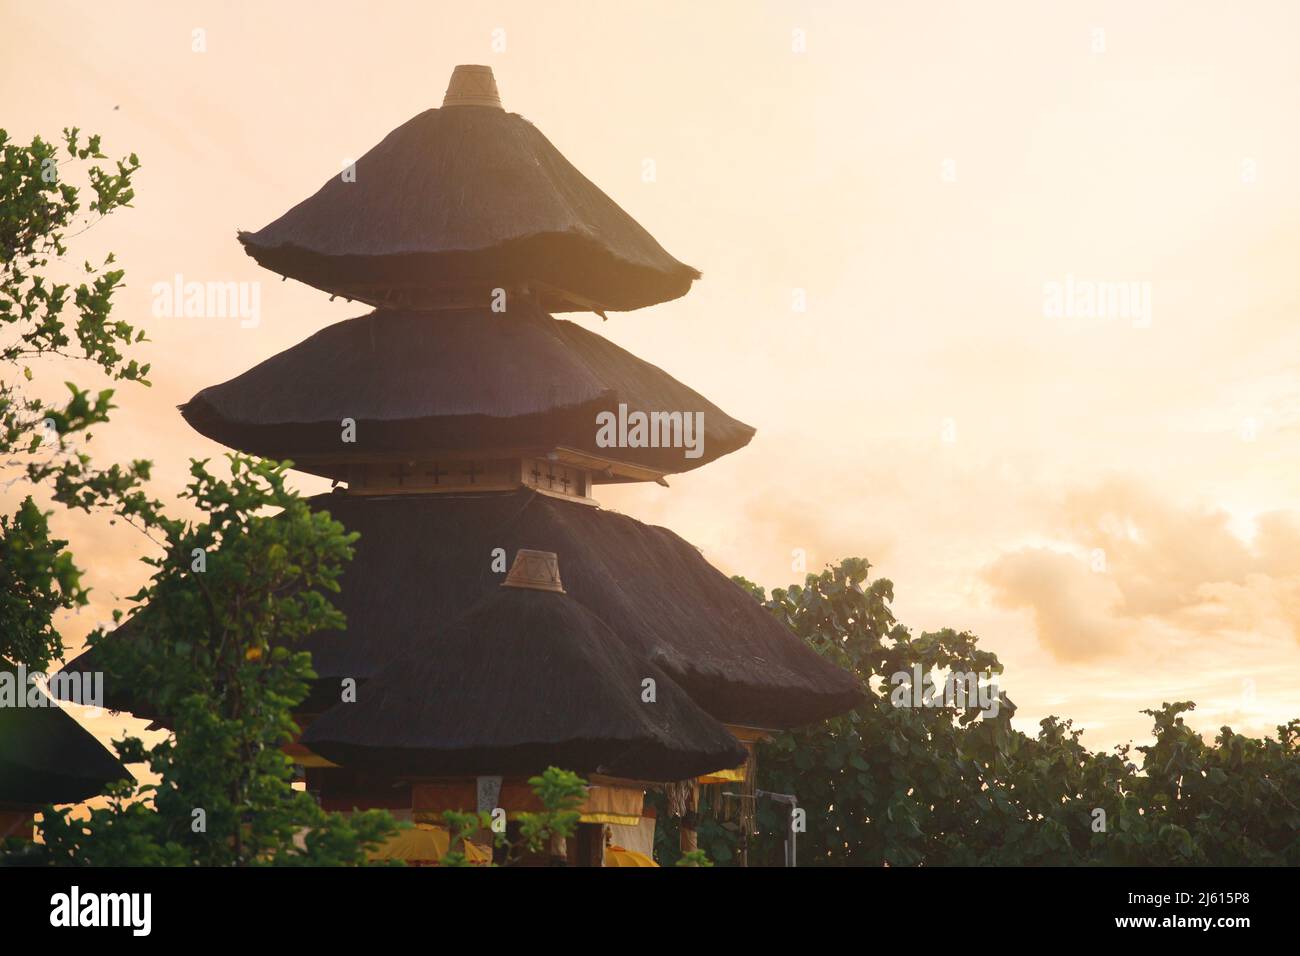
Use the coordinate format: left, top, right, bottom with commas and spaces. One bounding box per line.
4, 0, 1298, 756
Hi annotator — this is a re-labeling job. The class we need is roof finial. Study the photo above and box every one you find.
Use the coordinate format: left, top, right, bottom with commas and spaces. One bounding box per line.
502, 549, 564, 593
443, 64, 502, 109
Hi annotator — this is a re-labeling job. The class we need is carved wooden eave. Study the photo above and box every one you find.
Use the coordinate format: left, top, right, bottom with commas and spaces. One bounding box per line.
341, 457, 597, 505
321, 279, 611, 318
285, 445, 669, 501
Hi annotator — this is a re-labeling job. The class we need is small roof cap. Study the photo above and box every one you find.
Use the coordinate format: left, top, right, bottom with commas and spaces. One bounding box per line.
503, 549, 564, 593
443, 64, 502, 109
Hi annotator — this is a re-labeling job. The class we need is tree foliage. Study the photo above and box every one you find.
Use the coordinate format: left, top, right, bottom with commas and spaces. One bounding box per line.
0, 126, 156, 671
441, 766, 587, 867
28, 457, 397, 865
2, 130, 395, 865
657, 558, 1298, 866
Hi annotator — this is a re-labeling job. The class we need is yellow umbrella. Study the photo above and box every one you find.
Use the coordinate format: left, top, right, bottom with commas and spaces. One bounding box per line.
462, 841, 492, 865
366, 824, 491, 866
604, 845, 658, 867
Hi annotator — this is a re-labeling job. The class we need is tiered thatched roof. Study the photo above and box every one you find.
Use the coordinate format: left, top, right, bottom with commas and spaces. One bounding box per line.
0, 661, 131, 806
59, 491, 862, 730
53, 64, 863, 791
238, 67, 698, 313
180, 303, 754, 480
303, 571, 748, 781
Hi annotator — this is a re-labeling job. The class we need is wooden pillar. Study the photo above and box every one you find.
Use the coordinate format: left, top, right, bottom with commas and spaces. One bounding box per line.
678, 782, 699, 854
548, 832, 568, 866
739, 742, 757, 867
572, 822, 605, 867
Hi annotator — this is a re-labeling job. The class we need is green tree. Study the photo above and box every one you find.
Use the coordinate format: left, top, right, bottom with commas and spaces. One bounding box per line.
657, 558, 1298, 866
1, 126, 156, 672
441, 766, 587, 867
1, 127, 394, 866
28, 456, 397, 865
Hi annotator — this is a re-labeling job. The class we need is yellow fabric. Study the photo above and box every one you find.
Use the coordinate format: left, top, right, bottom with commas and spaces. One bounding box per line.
577, 811, 642, 826
281, 741, 339, 768
411, 779, 645, 828
697, 766, 746, 784
607, 816, 656, 857
605, 845, 658, 867
290, 752, 340, 768
698, 725, 765, 783
367, 824, 450, 862
725, 724, 773, 744
365, 824, 491, 865
578, 785, 643, 826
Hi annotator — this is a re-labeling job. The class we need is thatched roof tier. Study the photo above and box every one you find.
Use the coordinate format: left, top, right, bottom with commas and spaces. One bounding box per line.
238, 66, 698, 314
179, 304, 755, 480
58, 492, 862, 730
301, 569, 748, 781
0, 661, 132, 807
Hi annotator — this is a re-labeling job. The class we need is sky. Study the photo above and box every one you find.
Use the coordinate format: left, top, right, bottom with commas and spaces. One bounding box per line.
3, 0, 1299, 758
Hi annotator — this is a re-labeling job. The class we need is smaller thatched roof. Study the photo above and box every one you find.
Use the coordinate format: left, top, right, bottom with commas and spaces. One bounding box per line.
238, 65, 699, 314
59, 491, 862, 729
0, 660, 131, 807
302, 554, 747, 781
179, 303, 755, 480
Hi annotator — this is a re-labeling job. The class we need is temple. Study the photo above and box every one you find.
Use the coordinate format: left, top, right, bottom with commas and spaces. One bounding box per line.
59, 64, 860, 865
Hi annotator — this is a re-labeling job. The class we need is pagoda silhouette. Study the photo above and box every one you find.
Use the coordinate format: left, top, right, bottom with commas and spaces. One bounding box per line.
64, 65, 860, 865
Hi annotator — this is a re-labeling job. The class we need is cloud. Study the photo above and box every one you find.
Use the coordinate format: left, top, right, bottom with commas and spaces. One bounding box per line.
985, 547, 1128, 660
984, 478, 1300, 660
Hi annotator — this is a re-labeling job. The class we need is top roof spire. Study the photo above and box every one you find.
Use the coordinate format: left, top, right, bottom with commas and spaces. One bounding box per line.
442, 64, 502, 109
237, 63, 699, 314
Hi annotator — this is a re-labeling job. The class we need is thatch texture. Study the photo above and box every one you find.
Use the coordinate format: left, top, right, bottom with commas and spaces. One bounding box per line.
301, 585, 748, 781
238, 104, 699, 313
60, 491, 862, 729
0, 661, 131, 806
179, 304, 755, 479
